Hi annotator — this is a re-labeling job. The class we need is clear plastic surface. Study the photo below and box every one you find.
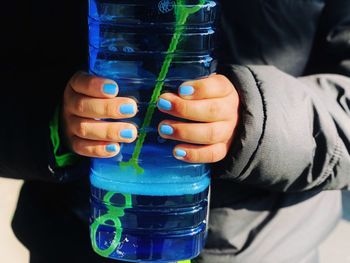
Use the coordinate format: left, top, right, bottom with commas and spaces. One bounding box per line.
88, 0, 217, 261
89, 21, 216, 54
89, 0, 217, 25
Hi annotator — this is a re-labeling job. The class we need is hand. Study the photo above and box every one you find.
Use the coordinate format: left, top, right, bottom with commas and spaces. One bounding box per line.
62, 72, 138, 157
157, 74, 240, 163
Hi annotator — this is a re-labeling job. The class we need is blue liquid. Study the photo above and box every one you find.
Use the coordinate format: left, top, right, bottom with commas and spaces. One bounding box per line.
90, 185, 209, 262
90, 147, 210, 262
90, 145, 210, 196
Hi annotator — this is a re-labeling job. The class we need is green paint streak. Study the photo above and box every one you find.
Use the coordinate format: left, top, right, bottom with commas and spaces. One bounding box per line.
120, 0, 206, 174
90, 192, 132, 258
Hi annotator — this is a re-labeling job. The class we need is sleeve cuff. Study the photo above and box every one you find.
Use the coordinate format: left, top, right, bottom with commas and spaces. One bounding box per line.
49, 105, 79, 168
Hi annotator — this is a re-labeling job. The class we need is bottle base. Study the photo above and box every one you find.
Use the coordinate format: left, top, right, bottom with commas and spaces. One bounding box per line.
91, 223, 206, 262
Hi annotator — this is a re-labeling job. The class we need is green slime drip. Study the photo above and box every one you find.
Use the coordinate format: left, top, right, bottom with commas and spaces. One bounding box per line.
120, 0, 206, 174
90, 192, 132, 258
91, 0, 205, 259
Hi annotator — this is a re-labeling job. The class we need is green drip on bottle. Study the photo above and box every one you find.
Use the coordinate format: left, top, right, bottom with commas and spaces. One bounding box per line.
120, 0, 206, 174
90, 192, 132, 258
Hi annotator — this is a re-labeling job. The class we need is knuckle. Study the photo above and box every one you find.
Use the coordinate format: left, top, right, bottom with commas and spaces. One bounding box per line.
224, 125, 235, 142
174, 99, 187, 116
206, 126, 216, 144
71, 139, 83, 155
104, 101, 116, 117
106, 125, 117, 141
74, 97, 85, 114
207, 149, 216, 163
69, 72, 81, 88
92, 146, 107, 157
77, 122, 88, 138
212, 145, 227, 162
187, 149, 199, 163
215, 74, 228, 83
208, 101, 221, 119
214, 124, 228, 143
197, 79, 209, 92
87, 77, 99, 92
175, 126, 187, 140
215, 74, 229, 87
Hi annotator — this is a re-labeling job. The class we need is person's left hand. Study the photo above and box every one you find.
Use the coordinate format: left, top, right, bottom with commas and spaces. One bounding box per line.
157, 74, 240, 163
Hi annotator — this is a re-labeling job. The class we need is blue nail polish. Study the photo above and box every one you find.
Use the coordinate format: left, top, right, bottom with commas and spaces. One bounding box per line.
179, 85, 194, 96
160, 124, 174, 135
120, 104, 135, 115
175, 149, 187, 158
157, 98, 172, 111
103, 83, 118, 95
106, 144, 117, 153
120, 129, 134, 139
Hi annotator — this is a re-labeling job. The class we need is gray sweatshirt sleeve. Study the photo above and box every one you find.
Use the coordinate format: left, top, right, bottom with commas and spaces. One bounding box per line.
213, 65, 350, 192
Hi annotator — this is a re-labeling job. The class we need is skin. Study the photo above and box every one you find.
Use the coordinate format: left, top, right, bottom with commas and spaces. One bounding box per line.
62, 72, 240, 163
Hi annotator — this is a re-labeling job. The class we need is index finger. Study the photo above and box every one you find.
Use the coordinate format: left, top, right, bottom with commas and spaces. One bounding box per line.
179, 74, 234, 100
69, 71, 119, 98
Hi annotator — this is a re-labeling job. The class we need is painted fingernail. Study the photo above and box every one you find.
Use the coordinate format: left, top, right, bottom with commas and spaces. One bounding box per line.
120, 129, 134, 139
157, 98, 172, 111
175, 148, 187, 158
106, 144, 118, 153
103, 83, 118, 95
179, 85, 194, 96
160, 124, 174, 135
120, 104, 135, 115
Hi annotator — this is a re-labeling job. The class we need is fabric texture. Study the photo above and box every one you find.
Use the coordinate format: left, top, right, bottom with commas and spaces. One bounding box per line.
214, 66, 350, 192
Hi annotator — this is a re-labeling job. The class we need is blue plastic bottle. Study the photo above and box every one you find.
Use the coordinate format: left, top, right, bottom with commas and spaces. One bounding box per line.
88, 0, 218, 262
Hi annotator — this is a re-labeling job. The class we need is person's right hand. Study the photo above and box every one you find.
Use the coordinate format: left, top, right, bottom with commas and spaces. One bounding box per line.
62, 72, 138, 157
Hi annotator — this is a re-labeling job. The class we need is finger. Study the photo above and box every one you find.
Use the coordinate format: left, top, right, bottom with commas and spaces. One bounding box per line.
157, 93, 236, 122
173, 143, 230, 163
179, 74, 234, 100
158, 120, 234, 145
66, 91, 137, 119
69, 71, 118, 98
69, 116, 137, 143
70, 136, 120, 158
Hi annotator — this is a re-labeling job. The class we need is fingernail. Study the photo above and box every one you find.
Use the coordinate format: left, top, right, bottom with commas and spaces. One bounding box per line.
157, 98, 172, 111
175, 148, 187, 158
179, 85, 194, 96
103, 83, 118, 95
120, 129, 134, 139
160, 124, 174, 135
120, 104, 135, 115
106, 144, 118, 153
